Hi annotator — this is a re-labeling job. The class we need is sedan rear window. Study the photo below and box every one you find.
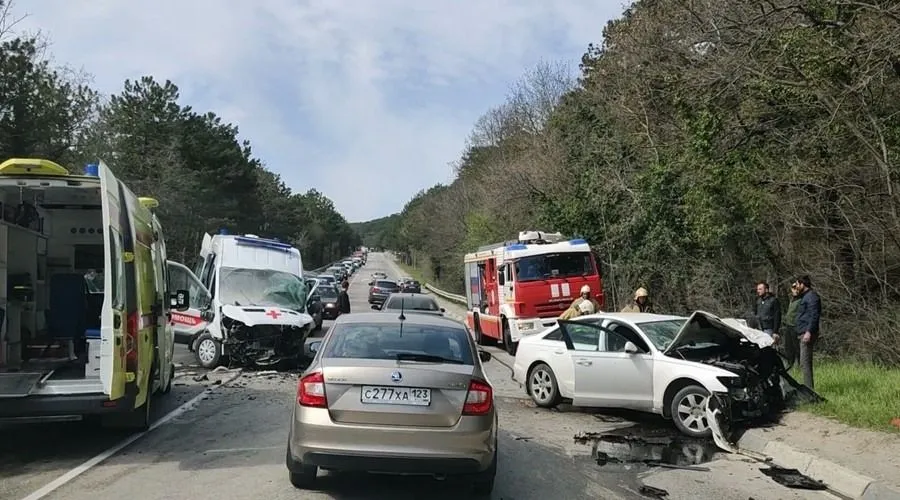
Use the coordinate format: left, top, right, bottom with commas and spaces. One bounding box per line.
383, 295, 439, 311
375, 280, 398, 288
322, 323, 474, 364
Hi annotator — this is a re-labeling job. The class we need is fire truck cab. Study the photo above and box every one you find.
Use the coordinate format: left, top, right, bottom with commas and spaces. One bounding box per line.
464, 230, 603, 355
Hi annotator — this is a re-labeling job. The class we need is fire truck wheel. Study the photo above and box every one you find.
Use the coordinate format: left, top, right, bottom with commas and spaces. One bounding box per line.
473, 315, 493, 346
502, 321, 517, 356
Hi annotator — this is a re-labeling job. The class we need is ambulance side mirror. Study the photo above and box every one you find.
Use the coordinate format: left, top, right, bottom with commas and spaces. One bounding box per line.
171, 289, 190, 312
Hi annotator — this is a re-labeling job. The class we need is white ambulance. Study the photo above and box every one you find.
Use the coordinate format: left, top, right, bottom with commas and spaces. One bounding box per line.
187, 232, 315, 369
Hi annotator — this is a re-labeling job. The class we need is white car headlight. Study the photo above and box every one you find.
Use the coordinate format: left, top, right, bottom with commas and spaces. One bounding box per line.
517, 321, 534, 331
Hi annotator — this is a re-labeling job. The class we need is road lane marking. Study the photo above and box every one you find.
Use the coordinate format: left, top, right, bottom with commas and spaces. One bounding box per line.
203, 445, 281, 453
19, 369, 244, 500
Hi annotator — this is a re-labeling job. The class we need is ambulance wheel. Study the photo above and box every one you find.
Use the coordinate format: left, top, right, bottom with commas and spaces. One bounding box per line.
161, 363, 175, 394
103, 393, 151, 431
195, 333, 222, 369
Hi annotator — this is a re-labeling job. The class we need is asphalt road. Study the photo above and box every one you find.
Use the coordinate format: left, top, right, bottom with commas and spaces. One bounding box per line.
0, 253, 842, 500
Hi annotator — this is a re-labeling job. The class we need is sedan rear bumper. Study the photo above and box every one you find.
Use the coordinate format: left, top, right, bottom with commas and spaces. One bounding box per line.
289, 407, 496, 474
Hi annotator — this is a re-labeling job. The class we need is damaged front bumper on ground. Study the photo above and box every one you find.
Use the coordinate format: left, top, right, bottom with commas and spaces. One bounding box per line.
222, 317, 313, 369
706, 369, 825, 453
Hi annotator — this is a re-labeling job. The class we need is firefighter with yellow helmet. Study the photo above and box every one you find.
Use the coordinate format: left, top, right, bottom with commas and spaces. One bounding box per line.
559, 285, 602, 320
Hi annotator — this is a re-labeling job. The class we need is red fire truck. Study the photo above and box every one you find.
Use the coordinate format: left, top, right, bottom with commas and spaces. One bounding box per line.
464, 231, 603, 355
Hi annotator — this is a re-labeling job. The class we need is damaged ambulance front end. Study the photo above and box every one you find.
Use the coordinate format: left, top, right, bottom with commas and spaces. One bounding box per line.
214, 267, 315, 369
219, 305, 314, 368
663, 312, 824, 452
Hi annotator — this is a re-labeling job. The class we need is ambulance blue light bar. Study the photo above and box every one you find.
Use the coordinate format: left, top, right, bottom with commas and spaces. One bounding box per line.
235, 235, 293, 252
506, 243, 527, 251
569, 239, 587, 245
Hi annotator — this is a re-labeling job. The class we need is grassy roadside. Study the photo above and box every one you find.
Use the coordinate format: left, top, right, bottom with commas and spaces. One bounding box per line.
390, 256, 900, 433
791, 360, 900, 433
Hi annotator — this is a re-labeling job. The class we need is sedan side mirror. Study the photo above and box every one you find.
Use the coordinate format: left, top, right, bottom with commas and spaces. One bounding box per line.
170, 289, 190, 312
309, 341, 322, 353
624, 341, 640, 354
478, 350, 492, 362
439, 308, 445, 313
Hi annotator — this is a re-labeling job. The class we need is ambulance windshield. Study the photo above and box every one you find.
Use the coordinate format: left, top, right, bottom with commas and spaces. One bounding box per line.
218, 267, 308, 311
513, 252, 595, 282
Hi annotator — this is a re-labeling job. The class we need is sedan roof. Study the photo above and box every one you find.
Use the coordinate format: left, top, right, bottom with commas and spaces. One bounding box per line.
334, 311, 460, 328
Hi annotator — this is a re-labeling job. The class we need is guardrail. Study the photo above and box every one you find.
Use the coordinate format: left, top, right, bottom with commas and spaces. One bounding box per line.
424, 283, 467, 304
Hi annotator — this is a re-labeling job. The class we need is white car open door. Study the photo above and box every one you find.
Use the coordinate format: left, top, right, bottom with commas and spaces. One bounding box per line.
98, 161, 126, 399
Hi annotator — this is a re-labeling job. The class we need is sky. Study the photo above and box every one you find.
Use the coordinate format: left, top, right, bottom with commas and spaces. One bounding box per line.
12, 0, 628, 223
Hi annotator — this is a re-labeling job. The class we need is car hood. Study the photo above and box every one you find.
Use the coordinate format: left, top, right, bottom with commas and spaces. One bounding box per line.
663, 310, 774, 355
221, 305, 313, 327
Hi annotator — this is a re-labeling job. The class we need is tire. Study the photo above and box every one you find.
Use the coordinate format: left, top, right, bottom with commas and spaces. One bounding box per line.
160, 363, 175, 394
195, 333, 222, 369
471, 448, 497, 497
670, 385, 712, 438
527, 363, 562, 408
286, 447, 318, 489
103, 392, 151, 431
472, 315, 484, 345
502, 321, 517, 356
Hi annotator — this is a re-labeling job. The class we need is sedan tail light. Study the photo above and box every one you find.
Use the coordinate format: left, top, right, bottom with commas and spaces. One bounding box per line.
462, 378, 493, 415
297, 371, 327, 408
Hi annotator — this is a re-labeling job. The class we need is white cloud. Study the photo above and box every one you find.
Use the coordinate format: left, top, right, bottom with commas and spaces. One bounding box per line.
12, 0, 627, 222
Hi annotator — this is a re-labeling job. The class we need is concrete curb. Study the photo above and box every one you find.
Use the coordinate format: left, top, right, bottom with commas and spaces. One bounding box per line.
737, 428, 900, 499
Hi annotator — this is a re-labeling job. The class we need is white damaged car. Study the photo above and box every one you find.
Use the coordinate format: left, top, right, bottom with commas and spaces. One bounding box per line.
512, 311, 812, 444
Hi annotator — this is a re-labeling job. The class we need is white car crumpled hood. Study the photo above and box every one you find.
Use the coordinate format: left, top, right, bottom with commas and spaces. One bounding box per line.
663, 310, 774, 355
221, 304, 313, 328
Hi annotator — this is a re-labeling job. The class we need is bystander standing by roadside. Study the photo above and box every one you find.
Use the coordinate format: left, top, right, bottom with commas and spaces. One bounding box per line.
338, 280, 351, 315
793, 275, 821, 389
754, 281, 782, 344
781, 283, 802, 370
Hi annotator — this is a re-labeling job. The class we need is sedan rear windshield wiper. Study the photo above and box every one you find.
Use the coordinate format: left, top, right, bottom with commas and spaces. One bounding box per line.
395, 352, 464, 364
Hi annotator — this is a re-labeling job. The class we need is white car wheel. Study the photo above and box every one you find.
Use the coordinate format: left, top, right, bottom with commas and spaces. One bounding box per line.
527, 363, 561, 408
195, 335, 221, 369
671, 385, 712, 438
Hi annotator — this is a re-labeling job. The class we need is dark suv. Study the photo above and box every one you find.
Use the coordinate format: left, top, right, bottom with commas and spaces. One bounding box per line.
400, 278, 421, 294
368, 279, 400, 305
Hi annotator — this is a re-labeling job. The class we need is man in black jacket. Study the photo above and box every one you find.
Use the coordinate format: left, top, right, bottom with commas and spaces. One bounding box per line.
754, 281, 782, 344
793, 275, 821, 389
337, 280, 351, 315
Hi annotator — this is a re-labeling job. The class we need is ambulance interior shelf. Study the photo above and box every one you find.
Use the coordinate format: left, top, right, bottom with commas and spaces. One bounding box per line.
0, 186, 105, 381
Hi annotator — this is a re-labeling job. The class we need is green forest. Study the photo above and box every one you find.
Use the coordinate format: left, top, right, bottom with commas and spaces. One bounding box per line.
0, 2, 359, 268
355, 1, 900, 364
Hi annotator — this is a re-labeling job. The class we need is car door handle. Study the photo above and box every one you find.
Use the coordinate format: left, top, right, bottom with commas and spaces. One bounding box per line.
553, 350, 565, 355
575, 359, 592, 366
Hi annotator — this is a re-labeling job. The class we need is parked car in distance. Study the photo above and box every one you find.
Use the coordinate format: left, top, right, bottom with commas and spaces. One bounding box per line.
287, 312, 497, 496
512, 311, 792, 440
316, 273, 337, 289
318, 284, 341, 320
374, 293, 444, 316
400, 278, 421, 294
368, 279, 400, 305
369, 271, 388, 285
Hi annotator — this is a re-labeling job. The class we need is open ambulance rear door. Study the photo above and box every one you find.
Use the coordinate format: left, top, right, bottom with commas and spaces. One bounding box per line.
98, 161, 126, 400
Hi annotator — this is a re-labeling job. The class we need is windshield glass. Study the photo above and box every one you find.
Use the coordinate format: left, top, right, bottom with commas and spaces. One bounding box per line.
218, 267, 308, 311
383, 295, 439, 311
638, 319, 687, 350
514, 252, 595, 282
322, 323, 473, 364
